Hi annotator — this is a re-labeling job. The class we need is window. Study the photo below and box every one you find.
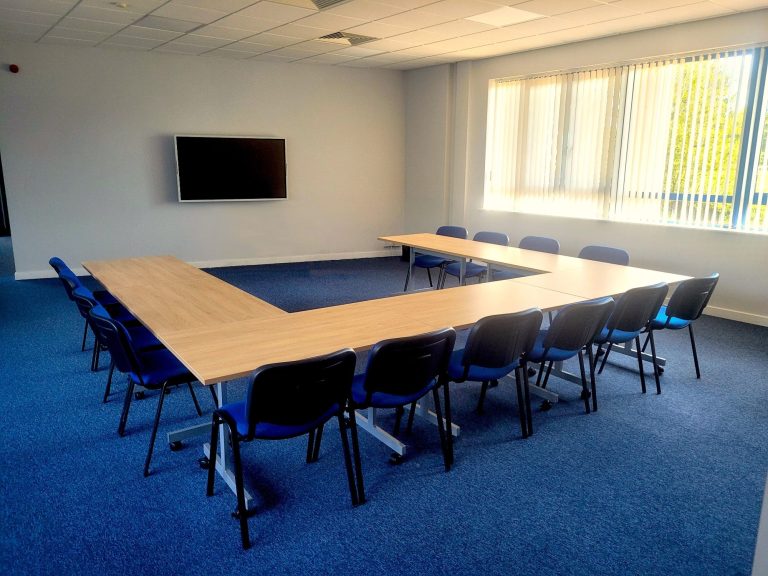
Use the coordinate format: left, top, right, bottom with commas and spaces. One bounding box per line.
484, 47, 768, 233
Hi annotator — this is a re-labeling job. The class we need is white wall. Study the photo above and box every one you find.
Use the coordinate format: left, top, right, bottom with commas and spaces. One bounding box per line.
0, 42, 405, 277
405, 10, 768, 326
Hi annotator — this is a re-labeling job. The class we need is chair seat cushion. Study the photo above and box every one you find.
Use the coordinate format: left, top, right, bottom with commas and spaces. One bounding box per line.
350, 373, 434, 408
528, 330, 578, 363
650, 306, 691, 330
594, 327, 642, 345
444, 261, 486, 279
126, 326, 162, 351
447, 349, 520, 382
414, 254, 447, 269
130, 348, 193, 388
220, 401, 340, 440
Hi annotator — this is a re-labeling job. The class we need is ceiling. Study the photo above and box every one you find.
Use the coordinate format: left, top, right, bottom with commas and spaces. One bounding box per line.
0, 0, 766, 70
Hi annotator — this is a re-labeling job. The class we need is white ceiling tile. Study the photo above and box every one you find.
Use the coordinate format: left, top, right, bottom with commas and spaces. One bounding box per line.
68, 5, 143, 24
267, 22, 327, 39
43, 26, 111, 41
613, 0, 705, 12
616, 1, 735, 25
250, 51, 298, 61
329, 44, 384, 56
420, 0, 508, 19
237, 1, 316, 22
422, 18, 494, 38
355, 51, 419, 62
101, 41, 155, 50
245, 31, 300, 46
173, 0, 258, 10
338, 58, 380, 67
374, 0, 437, 9
418, 34, 491, 52
116, 25, 184, 40
134, 15, 202, 32
294, 11, 366, 31
102, 36, 165, 49
377, 8, 456, 29
0, 6, 60, 25
391, 44, 442, 56
326, 0, 406, 20
58, 16, 124, 33
80, 0, 166, 13
500, 14, 574, 36
178, 33, 234, 47
512, 0, 603, 17
192, 24, 256, 40
0, 0, 74, 15
556, 3, 639, 24
0, 20, 49, 37
204, 47, 256, 59
39, 34, 99, 45
151, 2, 229, 24
299, 52, 360, 64
154, 41, 210, 53
214, 13, 279, 33
268, 45, 321, 57
359, 36, 414, 49
388, 28, 445, 44
344, 20, 411, 37
709, 0, 768, 9
226, 39, 273, 52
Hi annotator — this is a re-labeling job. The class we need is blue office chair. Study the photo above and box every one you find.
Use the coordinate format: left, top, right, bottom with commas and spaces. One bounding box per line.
73, 287, 163, 402
578, 245, 630, 265
49, 256, 126, 351
403, 225, 467, 290
446, 309, 543, 441
494, 236, 560, 281
593, 283, 669, 399
205, 349, 359, 549
642, 273, 719, 379
439, 231, 509, 288
519, 235, 560, 254
527, 297, 615, 417
88, 306, 208, 477
348, 328, 456, 501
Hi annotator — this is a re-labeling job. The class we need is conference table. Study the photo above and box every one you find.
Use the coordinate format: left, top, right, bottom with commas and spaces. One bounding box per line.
83, 235, 689, 508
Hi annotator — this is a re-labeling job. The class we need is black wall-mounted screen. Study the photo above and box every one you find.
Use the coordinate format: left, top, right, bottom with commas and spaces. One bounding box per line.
175, 135, 287, 202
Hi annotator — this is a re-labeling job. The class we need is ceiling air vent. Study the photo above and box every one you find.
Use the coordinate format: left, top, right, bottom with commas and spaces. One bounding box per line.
312, 0, 348, 9
318, 31, 379, 46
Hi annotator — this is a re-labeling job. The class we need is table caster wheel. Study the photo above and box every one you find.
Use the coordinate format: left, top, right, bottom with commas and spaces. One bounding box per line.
488, 379, 499, 389
580, 389, 591, 400
527, 367, 537, 377
169, 440, 183, 451
198, 456, 210, 469
540, 400, 552, 412
658, 366, 665, 375
134, 390, 145, 400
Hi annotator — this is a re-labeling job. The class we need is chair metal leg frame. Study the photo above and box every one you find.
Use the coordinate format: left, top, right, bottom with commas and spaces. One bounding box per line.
143, 381, 170, 477
347, 405, 366, 504
442, 380, 454, 467
476, 380, 490, 414
103, 359, 115, 403
81, 319, 89, 352
206, 411, 253, 549
337, 413, 361, 507
430, 386, 450, 472
576, 351, 592, 414
587, 346, 597, 413
688, 324, 701, 379
187, 382, 203, 416
634, 336, 646, 394
513, 367, 528, 438
523, 363, 533, 437
118, 377, 137, 436
648, 331, 662, 394
392, 406, 405, 437
405, 401, 417, 435
597, 343, 614, 374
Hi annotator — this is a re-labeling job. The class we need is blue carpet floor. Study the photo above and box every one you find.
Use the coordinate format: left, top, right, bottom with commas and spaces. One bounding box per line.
1, 256, 767, 575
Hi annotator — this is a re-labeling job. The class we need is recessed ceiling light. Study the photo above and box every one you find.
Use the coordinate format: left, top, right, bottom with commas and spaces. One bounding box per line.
467, 6, 543, 27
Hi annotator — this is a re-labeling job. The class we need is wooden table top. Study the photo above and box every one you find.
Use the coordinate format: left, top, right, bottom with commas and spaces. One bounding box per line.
380, 233, 589, 274
161, 280, 586, 384
82, 256, 285, 337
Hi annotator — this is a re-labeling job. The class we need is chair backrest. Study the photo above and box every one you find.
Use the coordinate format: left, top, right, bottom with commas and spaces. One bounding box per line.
436, 225, 468, 240
88, 305, 141, 376
543, 297, 615, 352
664, 273, 719, 323
473, 231, 509, 246
359, 328, 456, 404
605, 283, 669, 336
578, 245, 630, 265
71, 286, 100, 320
519, 236, 560, 254
460, 309, 543, 374
49, 257, 83, 300
244, 349, 357, 438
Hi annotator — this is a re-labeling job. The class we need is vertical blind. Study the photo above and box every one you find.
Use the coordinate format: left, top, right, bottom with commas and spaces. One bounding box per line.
484, 47, 768, 233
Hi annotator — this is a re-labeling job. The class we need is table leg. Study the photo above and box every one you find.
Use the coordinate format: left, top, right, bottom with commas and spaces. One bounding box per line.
459, 258, 467, 286
405, 248, 416, 291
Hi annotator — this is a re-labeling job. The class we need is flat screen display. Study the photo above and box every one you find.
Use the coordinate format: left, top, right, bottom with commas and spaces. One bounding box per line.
175, 135, 287, 202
